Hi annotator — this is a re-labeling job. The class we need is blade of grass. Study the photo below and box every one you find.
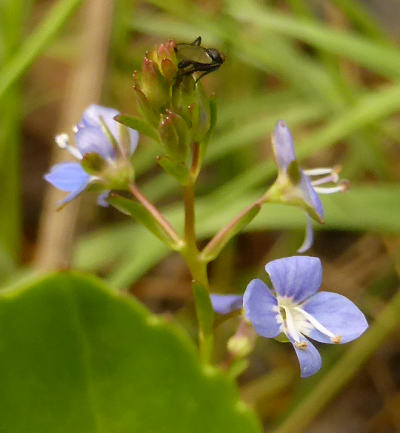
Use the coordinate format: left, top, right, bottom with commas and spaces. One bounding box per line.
0, 0, 33, 277
0, 0, 82, 102
227, 0, 400, 79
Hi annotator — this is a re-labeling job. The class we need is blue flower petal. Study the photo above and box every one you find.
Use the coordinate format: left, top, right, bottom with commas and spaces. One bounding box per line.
81, 105, 139, 155
300, 172, 324, 222
297, 214, 314, 253
210, 294, 243, 314
290, 335, 322, 378
302, 291, 368, 344
56, 184, 88, 208
75, 125, 115, 160
265, 256, 322, 303
81, 104, 119, 141
272, 120, 297, 171
243, 279, 281, 338
97, 191, 110, 207
128, 129, 139, 156
44, 162, 90, 192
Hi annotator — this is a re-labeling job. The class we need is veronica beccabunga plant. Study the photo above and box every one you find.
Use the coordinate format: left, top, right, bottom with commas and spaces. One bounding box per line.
45, 37, 367, 378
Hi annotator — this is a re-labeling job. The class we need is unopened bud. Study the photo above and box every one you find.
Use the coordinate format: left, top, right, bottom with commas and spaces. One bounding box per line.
159, 111, 190, 162
227, 320, 257, 358
140, 57, 169, 112
133, 85, 158, 127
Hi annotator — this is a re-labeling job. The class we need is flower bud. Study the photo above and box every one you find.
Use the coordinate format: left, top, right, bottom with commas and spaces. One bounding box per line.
140, 56, 169, 113
133, 84, 158, 127
153, 40, 178, 82
227, 320, 257, 358
171, 77, 211, 144
159, 110, 190, 162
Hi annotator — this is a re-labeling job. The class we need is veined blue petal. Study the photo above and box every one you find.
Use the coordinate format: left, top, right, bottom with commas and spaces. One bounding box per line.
300, 172, 324, 222
44, 162, 90, 192
75, 125, 115, 160
265, 256, 322, 303
290, 335, 322, 378
297, 214, 314, 253
302, 291, 368, 344
210, 294, 243, 314
272, 120, 297, 171
97, 191, 110, 207
243, 279, 281, 338
81, 104, 119, 141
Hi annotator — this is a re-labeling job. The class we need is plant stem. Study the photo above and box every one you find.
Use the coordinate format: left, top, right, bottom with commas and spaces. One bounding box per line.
128, 183, 181, 247
181, 178, 214, 363
183, 182, 197, 250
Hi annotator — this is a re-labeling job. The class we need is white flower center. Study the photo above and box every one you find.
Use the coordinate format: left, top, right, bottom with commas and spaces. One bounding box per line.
276, 296, 341, 347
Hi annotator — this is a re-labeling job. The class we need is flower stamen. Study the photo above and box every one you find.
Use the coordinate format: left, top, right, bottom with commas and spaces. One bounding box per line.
281, 305, 301, 343
294, 306, 341, 343
311, 172, 339, 186
55, 133, 82, 160
314, 180, 349, 194
295, 341, 308, 350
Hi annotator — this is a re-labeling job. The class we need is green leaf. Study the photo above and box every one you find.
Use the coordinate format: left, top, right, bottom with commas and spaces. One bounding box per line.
108, 194, 182, 250
115, 114, 159, 141
0, 272, 262, 433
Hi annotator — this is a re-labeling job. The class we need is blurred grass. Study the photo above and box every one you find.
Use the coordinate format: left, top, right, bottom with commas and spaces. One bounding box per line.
1, 0, 400, 431
0, 0, 82, 278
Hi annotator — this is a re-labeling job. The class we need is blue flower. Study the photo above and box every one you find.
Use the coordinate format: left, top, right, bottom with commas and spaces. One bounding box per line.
210, 256, 368, 378
244, 256, 368, 377
44, 104, 139, 208
270, 120, 348, 252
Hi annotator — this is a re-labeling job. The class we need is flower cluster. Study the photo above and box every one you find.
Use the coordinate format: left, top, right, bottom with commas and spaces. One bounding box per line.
43, 38, 368, 380
211, 256, 368, 377
45, 104, 138, 208
131, 40, 215, 181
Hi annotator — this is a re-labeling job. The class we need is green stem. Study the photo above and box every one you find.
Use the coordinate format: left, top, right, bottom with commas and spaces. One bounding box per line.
183, 182, 198, 253
274, 288, 400, 433
181, 179, 214, 363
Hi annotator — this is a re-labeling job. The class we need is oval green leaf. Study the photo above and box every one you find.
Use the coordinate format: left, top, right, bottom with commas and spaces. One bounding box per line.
0, 272, 261, 433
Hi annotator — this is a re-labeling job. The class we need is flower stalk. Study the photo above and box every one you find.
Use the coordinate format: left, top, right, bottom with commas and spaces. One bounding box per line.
128, 183, 182, 249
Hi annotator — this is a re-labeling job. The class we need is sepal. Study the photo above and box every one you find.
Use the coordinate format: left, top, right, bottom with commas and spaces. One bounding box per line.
157, 155, 190, 185
115, 114, 159, 141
